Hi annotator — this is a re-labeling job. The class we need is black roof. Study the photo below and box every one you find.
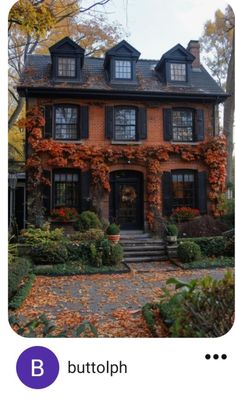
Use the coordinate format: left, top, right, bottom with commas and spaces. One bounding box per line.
18, 53, 227, 99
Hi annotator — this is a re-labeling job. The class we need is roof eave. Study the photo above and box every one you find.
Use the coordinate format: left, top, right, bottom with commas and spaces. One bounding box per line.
17, 85, 229, 103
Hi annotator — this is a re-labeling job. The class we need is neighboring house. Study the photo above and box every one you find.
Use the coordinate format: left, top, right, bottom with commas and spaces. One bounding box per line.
17, 37, 227, 231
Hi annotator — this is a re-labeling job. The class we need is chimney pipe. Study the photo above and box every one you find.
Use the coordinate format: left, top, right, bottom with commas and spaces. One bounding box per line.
187, 40, 200, 68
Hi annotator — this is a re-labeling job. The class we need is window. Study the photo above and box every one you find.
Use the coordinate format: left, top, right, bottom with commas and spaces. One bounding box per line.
172, 110, 193, 142
55, 106, 78, 140
172, 172, 195, 208
54, 172, 79, 208
114, 108, 136, 140
170, 63, 186, 81
115, 60, 132, 79
57, 57, 76, 78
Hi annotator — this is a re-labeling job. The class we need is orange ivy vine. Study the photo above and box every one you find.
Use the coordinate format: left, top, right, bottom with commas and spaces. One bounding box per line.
19, 107, 227, 227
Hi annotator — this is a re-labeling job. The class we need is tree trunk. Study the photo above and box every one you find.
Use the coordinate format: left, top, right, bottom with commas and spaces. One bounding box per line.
8, 96, 24, 130
224, 34, 235, 189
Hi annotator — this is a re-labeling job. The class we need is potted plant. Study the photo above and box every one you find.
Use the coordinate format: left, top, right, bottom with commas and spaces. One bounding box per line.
166, 223, 178, 243
106, 223, 120, 244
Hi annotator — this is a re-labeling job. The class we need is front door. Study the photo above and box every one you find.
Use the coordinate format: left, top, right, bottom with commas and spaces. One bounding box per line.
109, 171, 143, 230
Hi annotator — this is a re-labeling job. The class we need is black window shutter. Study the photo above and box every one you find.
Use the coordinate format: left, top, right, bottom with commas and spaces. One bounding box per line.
162, 172, 172, 215
105, 106, 114, 139
80, 170, 91, 212
163, 109, 172, 141
80, 106, 89, 139
137, 107, 147, 139
42, 170, 51, 215
197, 171, 207, 214
195, 109, 204, 141
43, 105, 53, 139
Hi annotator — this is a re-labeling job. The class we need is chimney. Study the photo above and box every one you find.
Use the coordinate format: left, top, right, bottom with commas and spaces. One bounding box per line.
187, 40, 200, 68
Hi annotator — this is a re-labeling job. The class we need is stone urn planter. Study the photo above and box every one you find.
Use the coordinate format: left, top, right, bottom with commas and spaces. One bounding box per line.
166, 235, 177, 244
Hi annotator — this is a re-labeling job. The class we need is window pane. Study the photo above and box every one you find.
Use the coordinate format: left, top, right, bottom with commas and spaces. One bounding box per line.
54, 172, 79, 208
115, 60, 132, 79
170, 63, 186, 81
114, 108, 136, 140
55, 106, 78, 140
172, 171, 195, 209
58, 57, 76, 77
172, 110, 193, 142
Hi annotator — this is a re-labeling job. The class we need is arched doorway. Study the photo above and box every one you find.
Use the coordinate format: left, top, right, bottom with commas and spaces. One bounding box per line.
109, 170, 144, 230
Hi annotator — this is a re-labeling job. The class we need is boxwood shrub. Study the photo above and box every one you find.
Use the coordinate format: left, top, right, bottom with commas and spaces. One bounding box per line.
74, 211, 102, 231
178, 236, 227, 257
178, 241, 201, 263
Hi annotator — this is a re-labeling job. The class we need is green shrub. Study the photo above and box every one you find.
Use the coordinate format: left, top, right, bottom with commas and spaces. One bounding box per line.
19, 226, 64, 245
100, 239, 123, 265
106, 223, 120, 235
9, 314, 98, 337
8, 257, 32, 300
9, 274, 35, 310
89, 242, 103, 267
166, 224, 178, 236
71, 228, 104, 241
158, 271, 234, 337
75, 211, 102, 231
178, 241, 201, 263
65, 242, 82, 261
178, 236, 228, 257
224, 235, 235, 257
31, 241, 68, 264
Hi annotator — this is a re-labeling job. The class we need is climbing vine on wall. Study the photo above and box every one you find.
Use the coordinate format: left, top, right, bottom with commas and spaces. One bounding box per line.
19, 107, 227, 227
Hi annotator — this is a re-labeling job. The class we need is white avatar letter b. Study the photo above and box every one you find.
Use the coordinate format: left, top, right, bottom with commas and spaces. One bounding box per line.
32, 359, 44, 377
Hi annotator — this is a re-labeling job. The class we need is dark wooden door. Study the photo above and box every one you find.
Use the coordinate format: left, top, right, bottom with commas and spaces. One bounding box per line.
110, 171, 143, 230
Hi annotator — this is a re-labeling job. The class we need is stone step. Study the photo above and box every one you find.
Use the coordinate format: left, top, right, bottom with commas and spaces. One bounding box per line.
124, 256, 168, 263
120, 233, 151, 239
123, 245, 166, 252
124, 250, 165, 258
120, 239, 164, 245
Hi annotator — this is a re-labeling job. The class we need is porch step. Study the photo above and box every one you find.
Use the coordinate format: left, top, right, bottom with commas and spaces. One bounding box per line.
124, 256, 168, 263
123, 245, 165, 252
120, 233, 167, 263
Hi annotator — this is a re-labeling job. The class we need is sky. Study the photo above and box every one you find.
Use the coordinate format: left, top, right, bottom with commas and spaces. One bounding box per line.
95, 0, 230, 60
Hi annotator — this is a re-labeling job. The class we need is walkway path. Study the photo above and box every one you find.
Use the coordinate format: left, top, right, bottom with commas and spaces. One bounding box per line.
14, 262, 233, 337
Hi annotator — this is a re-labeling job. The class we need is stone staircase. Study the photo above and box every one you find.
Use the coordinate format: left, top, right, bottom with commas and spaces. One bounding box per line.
120, 231, 168, 263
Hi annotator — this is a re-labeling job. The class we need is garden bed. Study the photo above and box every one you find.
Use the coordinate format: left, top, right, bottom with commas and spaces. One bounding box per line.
33, 261, 130, 276
170, 256, 234, 270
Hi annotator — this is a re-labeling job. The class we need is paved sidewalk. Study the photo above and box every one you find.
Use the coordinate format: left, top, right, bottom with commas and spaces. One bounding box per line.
14, 262, 234, 337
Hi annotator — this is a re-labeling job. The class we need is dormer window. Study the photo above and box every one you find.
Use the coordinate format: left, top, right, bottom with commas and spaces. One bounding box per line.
49, 37, 85, 82
104, 40, 140, 84
155, 44, 194, 85
57, 57, 76, 78
170, 63, 186, 81
115, 60, 132, 79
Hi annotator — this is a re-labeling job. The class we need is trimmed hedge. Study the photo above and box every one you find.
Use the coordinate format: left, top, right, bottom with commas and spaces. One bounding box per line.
9, 274, 36, 310
178, 236, 230, 257
8, 257, 32, 300
34, 262, 129, 276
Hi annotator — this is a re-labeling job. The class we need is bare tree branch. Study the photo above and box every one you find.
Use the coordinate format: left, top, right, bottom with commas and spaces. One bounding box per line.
80, 0, 111, 13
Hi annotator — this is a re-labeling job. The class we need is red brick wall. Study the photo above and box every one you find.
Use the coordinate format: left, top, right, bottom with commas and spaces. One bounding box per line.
28, 97, 214, 224
32, 98, 214, 145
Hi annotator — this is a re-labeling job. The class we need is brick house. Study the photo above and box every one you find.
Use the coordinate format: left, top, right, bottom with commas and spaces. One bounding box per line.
17, 37, 227, 232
